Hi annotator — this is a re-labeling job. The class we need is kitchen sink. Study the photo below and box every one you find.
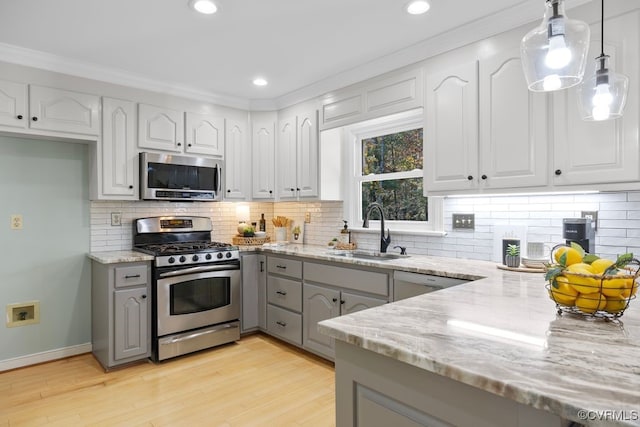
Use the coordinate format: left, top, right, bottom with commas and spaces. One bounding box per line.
331, 250, 409, 261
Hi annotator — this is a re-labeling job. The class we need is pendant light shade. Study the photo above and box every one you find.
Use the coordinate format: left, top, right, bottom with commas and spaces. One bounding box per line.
521, 0, 590, 92
577, 0, 629, 121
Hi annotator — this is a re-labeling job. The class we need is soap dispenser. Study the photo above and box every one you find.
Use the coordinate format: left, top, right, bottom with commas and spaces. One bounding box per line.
340, 220, 351, 244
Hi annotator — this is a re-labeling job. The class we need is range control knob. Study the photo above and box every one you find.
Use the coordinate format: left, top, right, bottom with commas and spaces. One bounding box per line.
192, 255, 199, 262
205, 253, 212, 260
168, 257, 175, 264
217, 252, 224, 259
179, 256, 186, 263
225, 252, 232, 258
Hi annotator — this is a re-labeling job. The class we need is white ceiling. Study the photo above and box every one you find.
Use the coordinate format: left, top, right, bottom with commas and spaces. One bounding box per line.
0, 0, 589, 109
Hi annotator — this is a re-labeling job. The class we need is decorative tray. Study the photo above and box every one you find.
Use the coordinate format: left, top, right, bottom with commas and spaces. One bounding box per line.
232, 235, 271, 246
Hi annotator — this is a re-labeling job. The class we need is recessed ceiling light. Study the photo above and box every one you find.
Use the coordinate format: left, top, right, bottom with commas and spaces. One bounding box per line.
253, 78, 268, 87
189, 0, 218, 15
406, 0, 430, 15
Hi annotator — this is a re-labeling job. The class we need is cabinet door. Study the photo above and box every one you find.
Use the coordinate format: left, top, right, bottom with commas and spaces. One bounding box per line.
0, 79, 27, 129
241, 254, 260, 332
137, 103, 184, 152
277, 115, 298, 199
185, 112, 224, 157
114, 287, 148, 361
297, 110, 319, 198
303, 283, 340, 359
252, 118, 275, 199
479, 49, 548, 189
424, 61, 479, 193
101, 97, 137, 198
224, 119, 250, 200
552, 12, 639, 186
29, 85, 100, 135
341, 291, 386, 315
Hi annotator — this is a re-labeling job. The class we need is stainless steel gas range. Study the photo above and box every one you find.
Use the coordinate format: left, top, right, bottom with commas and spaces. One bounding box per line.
133, 216, 240, 361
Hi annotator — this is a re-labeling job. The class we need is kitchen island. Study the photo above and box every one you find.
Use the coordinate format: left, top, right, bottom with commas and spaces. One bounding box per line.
314, 252, 640, 427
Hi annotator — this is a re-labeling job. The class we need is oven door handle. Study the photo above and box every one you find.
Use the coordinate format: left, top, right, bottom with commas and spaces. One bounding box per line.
159, 264, 239, 278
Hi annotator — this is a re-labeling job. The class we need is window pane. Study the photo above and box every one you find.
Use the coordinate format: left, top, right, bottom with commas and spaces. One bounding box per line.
362, 178, 427, 221
361, 128, 423, 175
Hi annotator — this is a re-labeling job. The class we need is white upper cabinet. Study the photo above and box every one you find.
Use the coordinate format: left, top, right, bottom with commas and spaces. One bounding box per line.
252, 116, 276, 199
424, 61, 479, 193
277, 116, 298, 199
185, 112, 224, 157
321, 68, 423, 130
137, 103, 184, 152
552, 11, 639, 186
479, 48, 548, 189
225, 119, 250, 200
100, 97, 137, 199
0, 80, 27, 129
297, 110, 319, 198
276, 109, 319, 200
29, 85, 100, 135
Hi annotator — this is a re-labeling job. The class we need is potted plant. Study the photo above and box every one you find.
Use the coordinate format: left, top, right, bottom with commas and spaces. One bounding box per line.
505, 244, 521, 268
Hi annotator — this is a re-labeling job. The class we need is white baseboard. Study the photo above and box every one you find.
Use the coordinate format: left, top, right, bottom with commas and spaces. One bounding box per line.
0, 343, 92, 372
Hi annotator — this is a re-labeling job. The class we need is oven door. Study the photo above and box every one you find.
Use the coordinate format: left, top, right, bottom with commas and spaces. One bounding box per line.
156, 263, 240, 337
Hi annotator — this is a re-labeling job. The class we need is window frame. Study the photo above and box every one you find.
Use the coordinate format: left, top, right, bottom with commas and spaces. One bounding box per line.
344, 109, 444, 234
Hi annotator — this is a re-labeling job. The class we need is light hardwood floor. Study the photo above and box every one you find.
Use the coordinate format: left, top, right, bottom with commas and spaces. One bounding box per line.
0, 334, 336, 426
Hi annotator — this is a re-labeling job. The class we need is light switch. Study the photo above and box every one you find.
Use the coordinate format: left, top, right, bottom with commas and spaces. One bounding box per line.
452, 213, 475, 230
11, 215, 23, 230
111, 212, 122, 226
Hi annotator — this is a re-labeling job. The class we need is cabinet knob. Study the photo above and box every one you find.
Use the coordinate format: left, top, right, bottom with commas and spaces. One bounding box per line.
467, 175, 473, 181
481, 174, 487, 180
290, 188, 295, 192
340, 300, 345, 305
332, 298, 338, 303
177, 142, 182, 147
555, 169, 562, 176
128, 185, 134, 189
227, 189, 231, 193
16, 114, 23, 120
269, 190, 273, 194
296, 188, 300, 191
141, 295, 147, 299
32, 116, 38, 122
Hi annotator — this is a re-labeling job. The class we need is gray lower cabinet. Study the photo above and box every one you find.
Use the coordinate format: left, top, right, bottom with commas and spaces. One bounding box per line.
266, 255, 303, 345
240, 253, 266, 332
91, 261, 151, 370
302, 262, 389, 360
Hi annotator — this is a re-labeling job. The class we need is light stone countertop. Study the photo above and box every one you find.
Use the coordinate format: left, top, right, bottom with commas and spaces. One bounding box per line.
88, 250, 154, 264
89, 244, 640, 425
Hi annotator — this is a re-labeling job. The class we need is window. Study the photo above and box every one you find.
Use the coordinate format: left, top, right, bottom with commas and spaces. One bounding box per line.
344, 110, 443, 233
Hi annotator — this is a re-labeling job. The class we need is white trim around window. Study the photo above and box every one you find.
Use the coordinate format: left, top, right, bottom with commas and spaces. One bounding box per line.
343, 108, 444, 234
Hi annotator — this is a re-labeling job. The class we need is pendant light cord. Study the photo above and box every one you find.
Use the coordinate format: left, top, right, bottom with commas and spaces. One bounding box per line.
600, 0, 605, 57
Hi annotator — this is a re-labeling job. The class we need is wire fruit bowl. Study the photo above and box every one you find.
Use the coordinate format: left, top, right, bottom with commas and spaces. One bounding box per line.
545, 245, 639, 320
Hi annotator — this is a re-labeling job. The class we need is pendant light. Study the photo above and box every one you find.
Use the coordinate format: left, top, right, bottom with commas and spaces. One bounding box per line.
577, 0, 629, 121
520, 0, 590, 92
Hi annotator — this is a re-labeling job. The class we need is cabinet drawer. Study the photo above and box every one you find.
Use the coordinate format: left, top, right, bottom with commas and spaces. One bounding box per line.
267, 276, 302, 312
267, 256, 302, 279
267, 304, 302, 345
114, 265, 148, 288
304, 262, 389, 297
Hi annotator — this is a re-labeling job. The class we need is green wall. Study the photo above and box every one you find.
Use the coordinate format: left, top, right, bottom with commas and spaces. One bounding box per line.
0, 135, 90, 361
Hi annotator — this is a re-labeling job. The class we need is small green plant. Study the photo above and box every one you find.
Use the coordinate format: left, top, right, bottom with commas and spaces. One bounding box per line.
506, 244, 520, 256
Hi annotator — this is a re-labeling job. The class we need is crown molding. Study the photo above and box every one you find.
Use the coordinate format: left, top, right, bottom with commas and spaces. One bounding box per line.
0, 42, 251, 110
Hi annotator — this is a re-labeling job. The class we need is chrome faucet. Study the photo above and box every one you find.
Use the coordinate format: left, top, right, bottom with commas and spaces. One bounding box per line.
362, 202, 391, 253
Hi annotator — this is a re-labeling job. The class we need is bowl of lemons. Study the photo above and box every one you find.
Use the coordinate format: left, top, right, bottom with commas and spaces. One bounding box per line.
545, 243, 639, 319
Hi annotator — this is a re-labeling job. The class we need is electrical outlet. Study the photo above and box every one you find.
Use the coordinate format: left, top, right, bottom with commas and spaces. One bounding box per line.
305, 212, 311, 223
581, 211, 598, 231
111, 212, 122, 227
11, 214, 23, 230
452, 213, 475, 230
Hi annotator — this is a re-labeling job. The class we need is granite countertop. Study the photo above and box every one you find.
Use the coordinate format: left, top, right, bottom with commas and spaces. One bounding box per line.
313, 252, 640, 426
88, 250, 154, 264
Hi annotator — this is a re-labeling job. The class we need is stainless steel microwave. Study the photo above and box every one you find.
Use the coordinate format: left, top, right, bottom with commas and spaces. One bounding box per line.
140, 152, 223, 201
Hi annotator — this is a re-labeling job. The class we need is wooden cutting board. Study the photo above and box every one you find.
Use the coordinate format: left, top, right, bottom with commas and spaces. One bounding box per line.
496, 264, 545, 273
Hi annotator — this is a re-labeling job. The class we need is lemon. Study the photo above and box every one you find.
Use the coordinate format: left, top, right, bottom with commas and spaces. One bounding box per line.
601, 277, 628, 298
554, 246, 569, 264
590, 258, 615, 274
564, 248, 584, 266
604, 295, 628, 314
621, 281, 639, 298
548, 276, 578, 306
566, 263, 594, 273
575, 292, 607, 314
